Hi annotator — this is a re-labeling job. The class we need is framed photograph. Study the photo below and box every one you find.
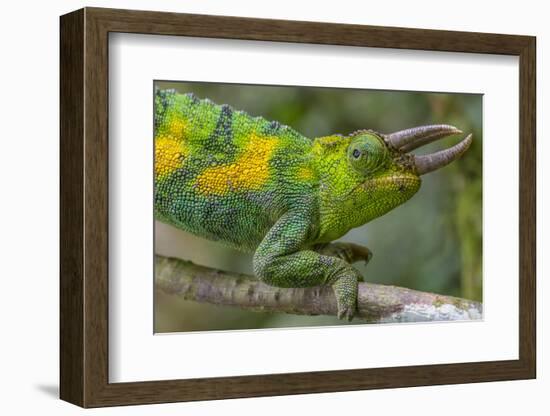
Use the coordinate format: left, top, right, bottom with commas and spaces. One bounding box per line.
60, 7, 536, 407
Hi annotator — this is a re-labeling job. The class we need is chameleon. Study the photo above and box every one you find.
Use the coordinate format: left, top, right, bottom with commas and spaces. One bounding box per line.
154, 89, 472, 320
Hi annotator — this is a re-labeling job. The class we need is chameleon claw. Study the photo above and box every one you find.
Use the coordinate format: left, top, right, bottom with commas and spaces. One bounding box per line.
359, 246, 373, 265
337, 306, 355, 321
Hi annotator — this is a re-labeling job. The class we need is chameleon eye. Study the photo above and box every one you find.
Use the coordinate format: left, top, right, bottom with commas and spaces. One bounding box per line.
347, 133, 387, 174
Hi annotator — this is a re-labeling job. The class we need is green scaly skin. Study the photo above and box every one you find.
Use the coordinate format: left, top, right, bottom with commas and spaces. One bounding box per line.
154, 89, 421, 320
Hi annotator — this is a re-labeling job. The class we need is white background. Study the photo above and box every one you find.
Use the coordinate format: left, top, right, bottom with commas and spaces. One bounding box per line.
110, 34, 518, 382
0, 0, 546, 415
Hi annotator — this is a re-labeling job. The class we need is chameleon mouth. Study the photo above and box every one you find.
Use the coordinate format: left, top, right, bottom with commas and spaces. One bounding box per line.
383, 124, 473, 175
335, 173, 420, 203
363, 174, 420, 194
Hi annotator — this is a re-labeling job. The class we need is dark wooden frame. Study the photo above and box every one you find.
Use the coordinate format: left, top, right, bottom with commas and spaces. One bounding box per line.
60, 7, 536, 408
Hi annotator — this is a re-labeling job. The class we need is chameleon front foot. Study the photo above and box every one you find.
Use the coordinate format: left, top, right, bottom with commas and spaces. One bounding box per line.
253, 214, 364, 321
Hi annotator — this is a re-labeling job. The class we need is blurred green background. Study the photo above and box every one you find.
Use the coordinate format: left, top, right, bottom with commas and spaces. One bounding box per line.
154, 81, 483, 332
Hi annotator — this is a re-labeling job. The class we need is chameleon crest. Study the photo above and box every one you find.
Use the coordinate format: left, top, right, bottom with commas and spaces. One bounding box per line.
154, 89, 472, 320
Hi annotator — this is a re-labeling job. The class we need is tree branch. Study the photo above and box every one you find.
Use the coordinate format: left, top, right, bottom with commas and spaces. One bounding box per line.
155, 255, 482, 323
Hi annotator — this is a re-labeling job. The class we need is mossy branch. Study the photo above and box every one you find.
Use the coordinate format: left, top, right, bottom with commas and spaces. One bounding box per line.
155, 255, 482, 323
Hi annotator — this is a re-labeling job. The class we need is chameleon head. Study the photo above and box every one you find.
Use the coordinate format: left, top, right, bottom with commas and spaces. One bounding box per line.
315, 124, 472, 238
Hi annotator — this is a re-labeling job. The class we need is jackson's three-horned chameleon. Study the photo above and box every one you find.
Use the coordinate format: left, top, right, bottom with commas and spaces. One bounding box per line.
154, 89, 472, 320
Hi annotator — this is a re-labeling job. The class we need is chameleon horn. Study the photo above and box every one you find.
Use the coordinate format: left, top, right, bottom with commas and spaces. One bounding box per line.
414, 134, 473, 175
386, 124, 463, 151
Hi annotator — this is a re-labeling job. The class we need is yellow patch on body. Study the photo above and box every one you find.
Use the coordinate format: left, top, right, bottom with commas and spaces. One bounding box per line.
155, 135, 187, 179
296, 166, 315, 181
155, 118, 189, 179
196, 134, 278, 196
167, 118, 187, 137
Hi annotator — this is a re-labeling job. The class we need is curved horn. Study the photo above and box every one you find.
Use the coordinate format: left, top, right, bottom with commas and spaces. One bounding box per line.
386, 124, 462, 150
414, 134, 473, 175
